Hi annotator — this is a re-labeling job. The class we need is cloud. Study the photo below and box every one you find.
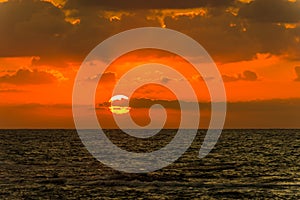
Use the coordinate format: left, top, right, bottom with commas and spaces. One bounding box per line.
161, 77, 171, 84
1, 98, 299, 128
222, 70, 258, 82
99, 72, 116, 83
0, 0, 300, 65
0, 69, 57, 85
242, 70, 258, 81
88, 72, 116, 83
67, 1, 300, 62
192, 75, 215, 82
239, 0, 300, 23
165, 8, 300, 62
160, 76, 182, 84
295, 66, 300, 81
0, 89, 25, 93
225, 98, 300, 128
97, 97, 210, 110
0, 0, 162, 62
129, 98, 180, 109
64, 0, 235, 10
0, 0, 72, 60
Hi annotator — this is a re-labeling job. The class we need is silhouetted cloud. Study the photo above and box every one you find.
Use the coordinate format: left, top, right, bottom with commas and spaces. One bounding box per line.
129, 98, 180, 109
1, 98, 300, 128
0, 0, 300, 64
0, 89, 25, 93
87, 72, 116, 84
239, 0, 300, 23
0, 0, 72, 60
64, 0, 234, 10
0, 69, 57, 85
98, 98, 209, 110
242, 70, 258, 81
100, 72, 116, 83
295, 66, 300, 81
222, 70, 258, 82
225, 98, 300, 128
161, 77, 171, 84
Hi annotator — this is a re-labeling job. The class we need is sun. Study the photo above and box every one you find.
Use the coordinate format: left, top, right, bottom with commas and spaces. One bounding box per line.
109, 94, 131, 115
109, 94, 129, 102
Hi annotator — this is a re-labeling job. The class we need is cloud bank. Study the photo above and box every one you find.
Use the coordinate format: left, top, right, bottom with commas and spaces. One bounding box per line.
0, 0, 299, 64
0, 69, 57, 85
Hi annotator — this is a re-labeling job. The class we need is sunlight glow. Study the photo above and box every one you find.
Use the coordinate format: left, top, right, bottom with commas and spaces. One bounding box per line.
109, 106, 131, 115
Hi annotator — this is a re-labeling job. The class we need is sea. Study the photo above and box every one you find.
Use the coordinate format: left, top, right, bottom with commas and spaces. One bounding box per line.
0, 129, 299, 199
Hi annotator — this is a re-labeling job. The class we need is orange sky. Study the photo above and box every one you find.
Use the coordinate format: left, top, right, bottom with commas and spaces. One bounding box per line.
0, 0, 300, 128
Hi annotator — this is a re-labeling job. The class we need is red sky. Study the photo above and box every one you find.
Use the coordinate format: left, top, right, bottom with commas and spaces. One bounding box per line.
0, 0, 300, 128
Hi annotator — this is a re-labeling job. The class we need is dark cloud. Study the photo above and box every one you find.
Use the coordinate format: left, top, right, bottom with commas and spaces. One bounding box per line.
99, 72, 116, 83
88, 72, 116, 83
192, 75, 215, 82
164, 12, 252, 62
161, 77, 171, 84
222, 70, 258, 82
225, 98, 300, 128
0, 89, 25, 93
129, 98, 300, 128
0, 0, 300, 65
1, 98, 300, 128
222, 75, 239, 82
97, 98, 211, 110
243, 70, 258, 81
246, 22, 296, 56
0, 1, 161, 63
239, 0, 300, 23
0, 0, 72, 61
0, 69, 57, 85
64, 0, 234, 10
295, 66, 300, 81
129, 98, 180, 109
165, 9, 300, 62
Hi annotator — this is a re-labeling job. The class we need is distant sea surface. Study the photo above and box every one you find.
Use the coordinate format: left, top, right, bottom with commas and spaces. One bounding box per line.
0, 129, 299, 199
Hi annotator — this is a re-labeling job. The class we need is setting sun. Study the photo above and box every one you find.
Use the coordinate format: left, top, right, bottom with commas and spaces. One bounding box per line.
109, 95, 129, 102
109, 94, 131, 115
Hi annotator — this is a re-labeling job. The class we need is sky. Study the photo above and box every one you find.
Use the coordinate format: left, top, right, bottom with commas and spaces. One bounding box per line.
0, 0, 300, 128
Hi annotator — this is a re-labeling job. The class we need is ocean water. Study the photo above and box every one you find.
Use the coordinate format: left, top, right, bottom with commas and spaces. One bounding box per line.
0, 129, 299, 199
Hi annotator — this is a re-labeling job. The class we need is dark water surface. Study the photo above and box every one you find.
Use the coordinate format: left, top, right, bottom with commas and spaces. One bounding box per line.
0, 129, 299, 199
